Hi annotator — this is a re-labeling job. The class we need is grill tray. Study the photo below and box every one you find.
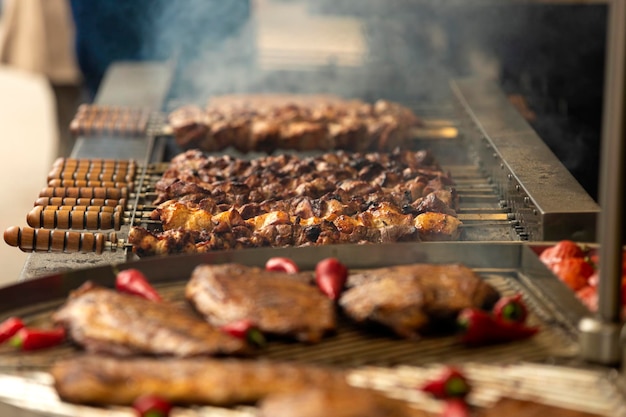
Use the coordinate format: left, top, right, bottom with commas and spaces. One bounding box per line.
0, 242, 621, 416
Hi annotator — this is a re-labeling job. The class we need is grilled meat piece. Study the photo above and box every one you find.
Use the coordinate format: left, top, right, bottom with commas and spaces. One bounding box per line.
51, 354, 348, 406
186, 264, 335, 343
340, 264, 499, 338
168, 94, 422, 154
259, 386, 432, 417
414, 212, 462, 241
52, 282, 248, 357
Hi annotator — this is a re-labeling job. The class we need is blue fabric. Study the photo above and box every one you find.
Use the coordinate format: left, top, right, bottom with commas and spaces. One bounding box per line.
69, 0, 250, 98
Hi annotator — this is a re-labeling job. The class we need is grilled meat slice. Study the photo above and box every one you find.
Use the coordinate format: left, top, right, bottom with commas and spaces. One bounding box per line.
52, 282, 248, 357
51, 355, 348, 406
259, 386, 432, 417
186, 264, 335, 343
340, 264, 499, 338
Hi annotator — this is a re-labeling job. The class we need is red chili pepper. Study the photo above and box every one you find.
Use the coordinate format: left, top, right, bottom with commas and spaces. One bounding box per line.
10, 327, 66, 351
457, 308, 538, 347
115, 269, 162, 302
265, 257, 300, 274
132, 394, 172, 417
492, 294, 528, 324
315, 258, 349, 300
442, 399, 471, 417
220, 319, 266, 348
420, 367, 471, 399
0, 317, 25, 344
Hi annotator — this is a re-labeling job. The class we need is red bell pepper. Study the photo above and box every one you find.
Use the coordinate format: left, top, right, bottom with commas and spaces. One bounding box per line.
220, 319, 266, 348
132, 394, 172, 417
10, 327, 66, 351
265, 257, 300, 274
457, 308, 538, 347
115, 268, 162, 302
420, 366, 471, 399
0, 316, 25, 344
492, 294, 528, 324
315, 258, 349, 300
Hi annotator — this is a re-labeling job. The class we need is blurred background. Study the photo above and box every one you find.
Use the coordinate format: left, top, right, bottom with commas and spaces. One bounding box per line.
0, 0, 608, 285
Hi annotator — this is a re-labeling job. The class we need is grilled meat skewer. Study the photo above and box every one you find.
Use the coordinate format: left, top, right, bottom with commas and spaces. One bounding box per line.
186, 264, 336, 343
52, 282, 249, 357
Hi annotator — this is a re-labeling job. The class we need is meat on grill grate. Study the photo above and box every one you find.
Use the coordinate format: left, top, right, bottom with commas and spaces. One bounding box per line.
52, 282, 249, 357
168, 94, 423, 153
340, 264, 500, 338
186, 263, 336, 343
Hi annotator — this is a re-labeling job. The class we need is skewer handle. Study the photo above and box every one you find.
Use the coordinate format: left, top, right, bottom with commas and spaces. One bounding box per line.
27, 207, 123, 230
47, 178, 133, 191
40, 205, 122, 213
34, 197, 127, 208
38, 186, 128, 200
4, 226, 109, 254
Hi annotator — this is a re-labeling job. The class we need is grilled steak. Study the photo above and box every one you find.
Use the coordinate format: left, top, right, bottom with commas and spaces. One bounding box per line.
51, 354, 348, 406
186, 264, 335, 343
52, 282, 248, 357
259, 386, 432, 417
340, 264, 500, 338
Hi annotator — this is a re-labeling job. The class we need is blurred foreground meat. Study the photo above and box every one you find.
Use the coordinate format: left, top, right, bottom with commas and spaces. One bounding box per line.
258, 386, 432, 417
341, 264, 500, 338
51, 355, 348, 406
52, 282, 248, 357
168, 94, 423, 153
186, 264, 335, 343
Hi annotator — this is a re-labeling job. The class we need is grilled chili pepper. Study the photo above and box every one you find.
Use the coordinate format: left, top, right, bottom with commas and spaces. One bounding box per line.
457, 308, 538, 347
0, 316, 25, 344
442, 399, 471, 417
492, 293, 528, 324
115, 268, 162, 302
265, 257, 300, 274
132, 394, 172, 417
220, 319, 266, 348
420, 366, 471, 399
10, 327, 66, 351
315, 257, 349, 300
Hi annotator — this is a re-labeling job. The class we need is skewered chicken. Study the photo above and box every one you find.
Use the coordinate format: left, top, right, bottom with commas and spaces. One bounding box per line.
129, 148, 462, 256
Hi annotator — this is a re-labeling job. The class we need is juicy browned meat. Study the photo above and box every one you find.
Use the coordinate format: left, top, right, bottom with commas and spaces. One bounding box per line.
478, 398, 602, 417
51, 355, 348, 406
52, 282, 248, 357
259, 386, 432, 417
340, 264, 500, 338
186, 264, 336, 343
168, 94, 422, 154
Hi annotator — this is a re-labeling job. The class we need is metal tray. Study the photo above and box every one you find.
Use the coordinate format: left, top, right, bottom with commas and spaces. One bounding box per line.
0, 241, 615, 417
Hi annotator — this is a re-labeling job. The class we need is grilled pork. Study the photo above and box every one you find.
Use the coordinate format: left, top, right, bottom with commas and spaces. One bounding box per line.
51, 355, 348, 406
186, 264, 335, 343
340, 264, 499, 338
52, 282, 248, 357
259, 386, 432, 417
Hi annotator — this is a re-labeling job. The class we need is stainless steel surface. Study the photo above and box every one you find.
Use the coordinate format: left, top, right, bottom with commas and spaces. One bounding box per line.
580, 0, 626, 365
451, 78, 600, 242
